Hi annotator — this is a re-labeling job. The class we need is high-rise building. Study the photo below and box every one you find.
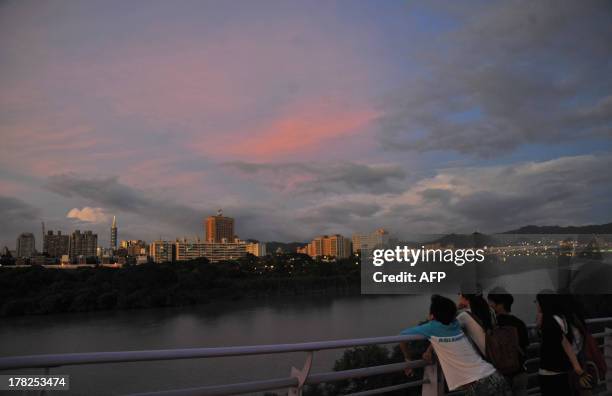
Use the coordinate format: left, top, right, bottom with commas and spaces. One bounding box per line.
204, 241, 247, 262
246, 242, 266, 257
69, 230, 97, 258
205, 210, 235, 243
16, 233, 36, 258
298, 234, 351, 259
327, 234, 351, 258
352, 228, 389, 254
174, 239, 248, 263
110, 216, 117, 250
43, 230, 69, 258
120, 240, 148, 256
150, 240, 174, 263
311, 236, 324, 257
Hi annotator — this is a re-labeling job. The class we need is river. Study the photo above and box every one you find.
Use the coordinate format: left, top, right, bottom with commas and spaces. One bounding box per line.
0, 293, 540, 396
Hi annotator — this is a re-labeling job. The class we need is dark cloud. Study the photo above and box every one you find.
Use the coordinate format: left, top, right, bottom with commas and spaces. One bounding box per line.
35, 154, 612, 244
46, 174, 205, 231
420, 188, 453, 205
378, 0, 612, 157
43, 174, 305, 242
222, 161, 406, 194
39, 168, 389, 240
0, 196, 40, 221
281, 154, 612, 237
450, 191, 568, 228
298, 201, 382, 225
0, 196, 41, 248
386, 154, 612, 233
289, 200, 384, 237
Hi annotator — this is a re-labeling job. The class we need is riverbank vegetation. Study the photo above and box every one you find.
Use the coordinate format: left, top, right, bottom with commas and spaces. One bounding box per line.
0, 253, 360, 317
302, 343, 428, 396
262, 341, 429, 396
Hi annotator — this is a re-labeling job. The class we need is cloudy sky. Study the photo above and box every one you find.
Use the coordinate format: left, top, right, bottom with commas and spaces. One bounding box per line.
1, 0, 611, 248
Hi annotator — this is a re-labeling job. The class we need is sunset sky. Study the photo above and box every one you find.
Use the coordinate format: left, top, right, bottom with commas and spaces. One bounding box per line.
1, 0, 611, 247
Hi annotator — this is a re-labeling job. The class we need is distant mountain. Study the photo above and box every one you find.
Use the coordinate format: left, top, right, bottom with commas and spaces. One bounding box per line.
265, 241, 307, 254
503, 222, 612, 234
428, 232, 496, 248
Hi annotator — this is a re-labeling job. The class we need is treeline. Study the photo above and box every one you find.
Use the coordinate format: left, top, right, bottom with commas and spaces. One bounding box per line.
0, 253, 360, 317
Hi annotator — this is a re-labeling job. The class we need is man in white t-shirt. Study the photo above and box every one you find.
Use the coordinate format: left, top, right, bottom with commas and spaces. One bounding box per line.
400, 295, 511, 396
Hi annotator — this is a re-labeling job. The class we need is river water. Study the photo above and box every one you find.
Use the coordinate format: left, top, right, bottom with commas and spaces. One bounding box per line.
0, 293, 540, 396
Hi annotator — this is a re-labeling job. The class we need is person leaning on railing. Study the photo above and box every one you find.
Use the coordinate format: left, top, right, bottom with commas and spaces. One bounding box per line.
457, 290, 497, 357
399, 295, 511, 396
487, 288, 530, 396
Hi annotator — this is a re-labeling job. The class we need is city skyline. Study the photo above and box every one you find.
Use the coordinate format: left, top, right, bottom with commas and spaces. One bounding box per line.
7, 214, 612, 255
4, 210, 269, 264
2, 1, 612, 248
5, 209, 347, 253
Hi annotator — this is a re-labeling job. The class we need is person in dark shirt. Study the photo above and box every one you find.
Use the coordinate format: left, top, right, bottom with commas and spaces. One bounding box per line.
487, 287, 529, 396
536, 291, 592, 396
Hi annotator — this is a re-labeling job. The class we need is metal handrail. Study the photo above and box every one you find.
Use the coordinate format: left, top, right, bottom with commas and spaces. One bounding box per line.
0, 316, 610, 396
128, 377, 299, 396
307, 360, 427, 385
345, 379, 430, 396
0, 334, 425, 370
2, 317, 610, 371
127, 360, 431, 396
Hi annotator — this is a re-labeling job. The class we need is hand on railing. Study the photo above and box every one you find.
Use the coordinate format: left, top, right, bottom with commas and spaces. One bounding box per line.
577, 370, 594, 390
584, 360, 602, 385
422, 345, 434, 364
403, 361, 415, 378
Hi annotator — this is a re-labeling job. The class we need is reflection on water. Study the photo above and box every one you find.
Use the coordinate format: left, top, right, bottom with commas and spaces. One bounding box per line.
0, 293, 538, 395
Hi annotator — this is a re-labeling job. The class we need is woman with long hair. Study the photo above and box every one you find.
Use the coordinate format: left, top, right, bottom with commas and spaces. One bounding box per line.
536, 291, 592, 396
457, 292, 496, 356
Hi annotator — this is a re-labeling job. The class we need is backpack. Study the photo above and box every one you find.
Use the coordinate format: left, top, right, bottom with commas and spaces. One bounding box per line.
571, 316, 608, 381
466, 311, 523, 376
485, 326, 523, 376
584, 330, 607, 381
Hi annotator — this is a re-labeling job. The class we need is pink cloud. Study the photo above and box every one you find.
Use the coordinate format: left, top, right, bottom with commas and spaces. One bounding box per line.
55, 21, 382, 142
207, 103, 380, 160
0, 9, 386, 192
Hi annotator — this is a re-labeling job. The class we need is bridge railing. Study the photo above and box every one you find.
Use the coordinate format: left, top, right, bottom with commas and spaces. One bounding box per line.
0, 318, 611, 396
